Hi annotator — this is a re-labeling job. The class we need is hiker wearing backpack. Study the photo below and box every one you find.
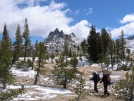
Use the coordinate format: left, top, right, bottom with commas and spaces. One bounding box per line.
90, 72, 100, 93
100, 73, 111, 96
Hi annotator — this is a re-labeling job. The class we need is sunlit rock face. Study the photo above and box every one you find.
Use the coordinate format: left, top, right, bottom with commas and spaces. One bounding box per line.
44, 28, 81, 54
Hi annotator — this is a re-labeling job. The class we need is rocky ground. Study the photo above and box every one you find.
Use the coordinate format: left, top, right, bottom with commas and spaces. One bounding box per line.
12, 63, 129, 101
46, 64, 127, 101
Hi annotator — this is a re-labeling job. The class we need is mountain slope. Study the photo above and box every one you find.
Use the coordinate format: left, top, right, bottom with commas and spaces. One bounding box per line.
125, 39, 134, 53
44, 28, 81, 54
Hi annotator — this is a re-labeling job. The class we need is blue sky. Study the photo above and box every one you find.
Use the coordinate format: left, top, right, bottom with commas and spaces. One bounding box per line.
0, 0, 134, 44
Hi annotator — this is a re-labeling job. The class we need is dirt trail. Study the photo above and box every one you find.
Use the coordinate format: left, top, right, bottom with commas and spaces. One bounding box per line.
43, 64, 127, 101
13, 64, 127, 101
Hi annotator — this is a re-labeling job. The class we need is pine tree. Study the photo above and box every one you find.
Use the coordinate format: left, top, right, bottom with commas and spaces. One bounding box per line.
12, 24, 23, 64
87, 26, 103, 63
52, 54, 76, 88
34, 42, 46, 85
31, 45, 36, 70
70, 55, 78, 71
115, 39, 120, 68
75, 74, 87, 101
0, 24, 13, 89
108, 34, 115, 67
126, 48, 131, 63
101, 28, 110, 55
97, 32, 105, 71
114, 65, 134, 100
22, 18, 31, 62
35, 40, 39, 56
119, 30, 126, 61
80, 39, 87, 56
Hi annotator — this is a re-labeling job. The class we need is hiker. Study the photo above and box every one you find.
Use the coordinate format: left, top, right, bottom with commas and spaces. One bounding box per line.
100, 73, 111, 96
90, 72, 100, 93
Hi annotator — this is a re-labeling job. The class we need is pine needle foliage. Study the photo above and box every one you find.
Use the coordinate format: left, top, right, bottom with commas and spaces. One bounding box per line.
0, 24, 13, 89
74, 74, 87, 101
0, 85, 24, 100
114, 66, 134, 101
52, 54, 76, 88
22, 18, 31, 62
34, 42, 47, 85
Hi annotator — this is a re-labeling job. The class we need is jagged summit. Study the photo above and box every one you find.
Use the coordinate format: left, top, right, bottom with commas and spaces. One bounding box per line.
48, 28, 64, 38
44, 28, 81, 54
70, 33, 75, 37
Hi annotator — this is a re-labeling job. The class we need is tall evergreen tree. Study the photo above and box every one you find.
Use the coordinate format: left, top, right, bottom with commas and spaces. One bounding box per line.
31, 45, 36, 70
12, 25, 23, 64
101, 28, 110, 55
115, 39, 120, 67
80, 39, 87, 56
0, 24, 13, 89
22, 18, 31, 62
119, 30, 126, 61
34, 42, 46, 85
108, 34, 115, 67
35, 40, 39, 56
87, 26, 102, 63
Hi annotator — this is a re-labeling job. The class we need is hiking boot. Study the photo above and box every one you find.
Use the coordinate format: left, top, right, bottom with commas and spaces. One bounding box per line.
107, 93, 110, 97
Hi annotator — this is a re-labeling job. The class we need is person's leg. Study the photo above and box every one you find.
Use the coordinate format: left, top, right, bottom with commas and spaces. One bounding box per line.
104, 83, 107, 95
105, 83, 110, 96
94, 83, 96, 92
94, 82, 98, 92
106, 84, 110, 96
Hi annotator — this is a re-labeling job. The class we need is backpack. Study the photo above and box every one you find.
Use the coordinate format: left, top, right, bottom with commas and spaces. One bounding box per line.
103, 73, 111, 83
96, 74, 101, 82
95, 74, 100, 82
107, 76, 111, 83
91, 73, 100, 82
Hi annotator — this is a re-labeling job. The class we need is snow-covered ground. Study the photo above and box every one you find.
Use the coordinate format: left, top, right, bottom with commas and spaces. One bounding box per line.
5, 67, 73, 101
9, 85, 72, 101
0, 57, 127, 100
6, 67, 122, 100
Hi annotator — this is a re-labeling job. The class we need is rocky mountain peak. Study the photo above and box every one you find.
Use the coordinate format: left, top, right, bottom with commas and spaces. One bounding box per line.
126, 35, 134, 40
48, 28, 64, 38
70, 33, 75, 37
44, 28, 81, 54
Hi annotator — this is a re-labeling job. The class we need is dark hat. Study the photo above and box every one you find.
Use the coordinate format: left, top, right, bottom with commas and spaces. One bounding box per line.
93, 72, 96, 75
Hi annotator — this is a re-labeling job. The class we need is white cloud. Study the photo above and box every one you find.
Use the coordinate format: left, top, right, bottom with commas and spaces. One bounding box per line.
120, 13, 134, 24
111, 22, 134, 38
2, 0, 133, 42
75, 10, 80, 15
0, 0, 69, 38
0, 0, 91, 40
86, 8, 92, 15
111, 14, 134, 39
69, 20, 91, 39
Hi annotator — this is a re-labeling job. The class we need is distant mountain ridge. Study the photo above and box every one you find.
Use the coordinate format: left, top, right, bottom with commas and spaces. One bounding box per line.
126, 35, 134, 40
44, 28, 81, 54
125, 35, 134, 53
